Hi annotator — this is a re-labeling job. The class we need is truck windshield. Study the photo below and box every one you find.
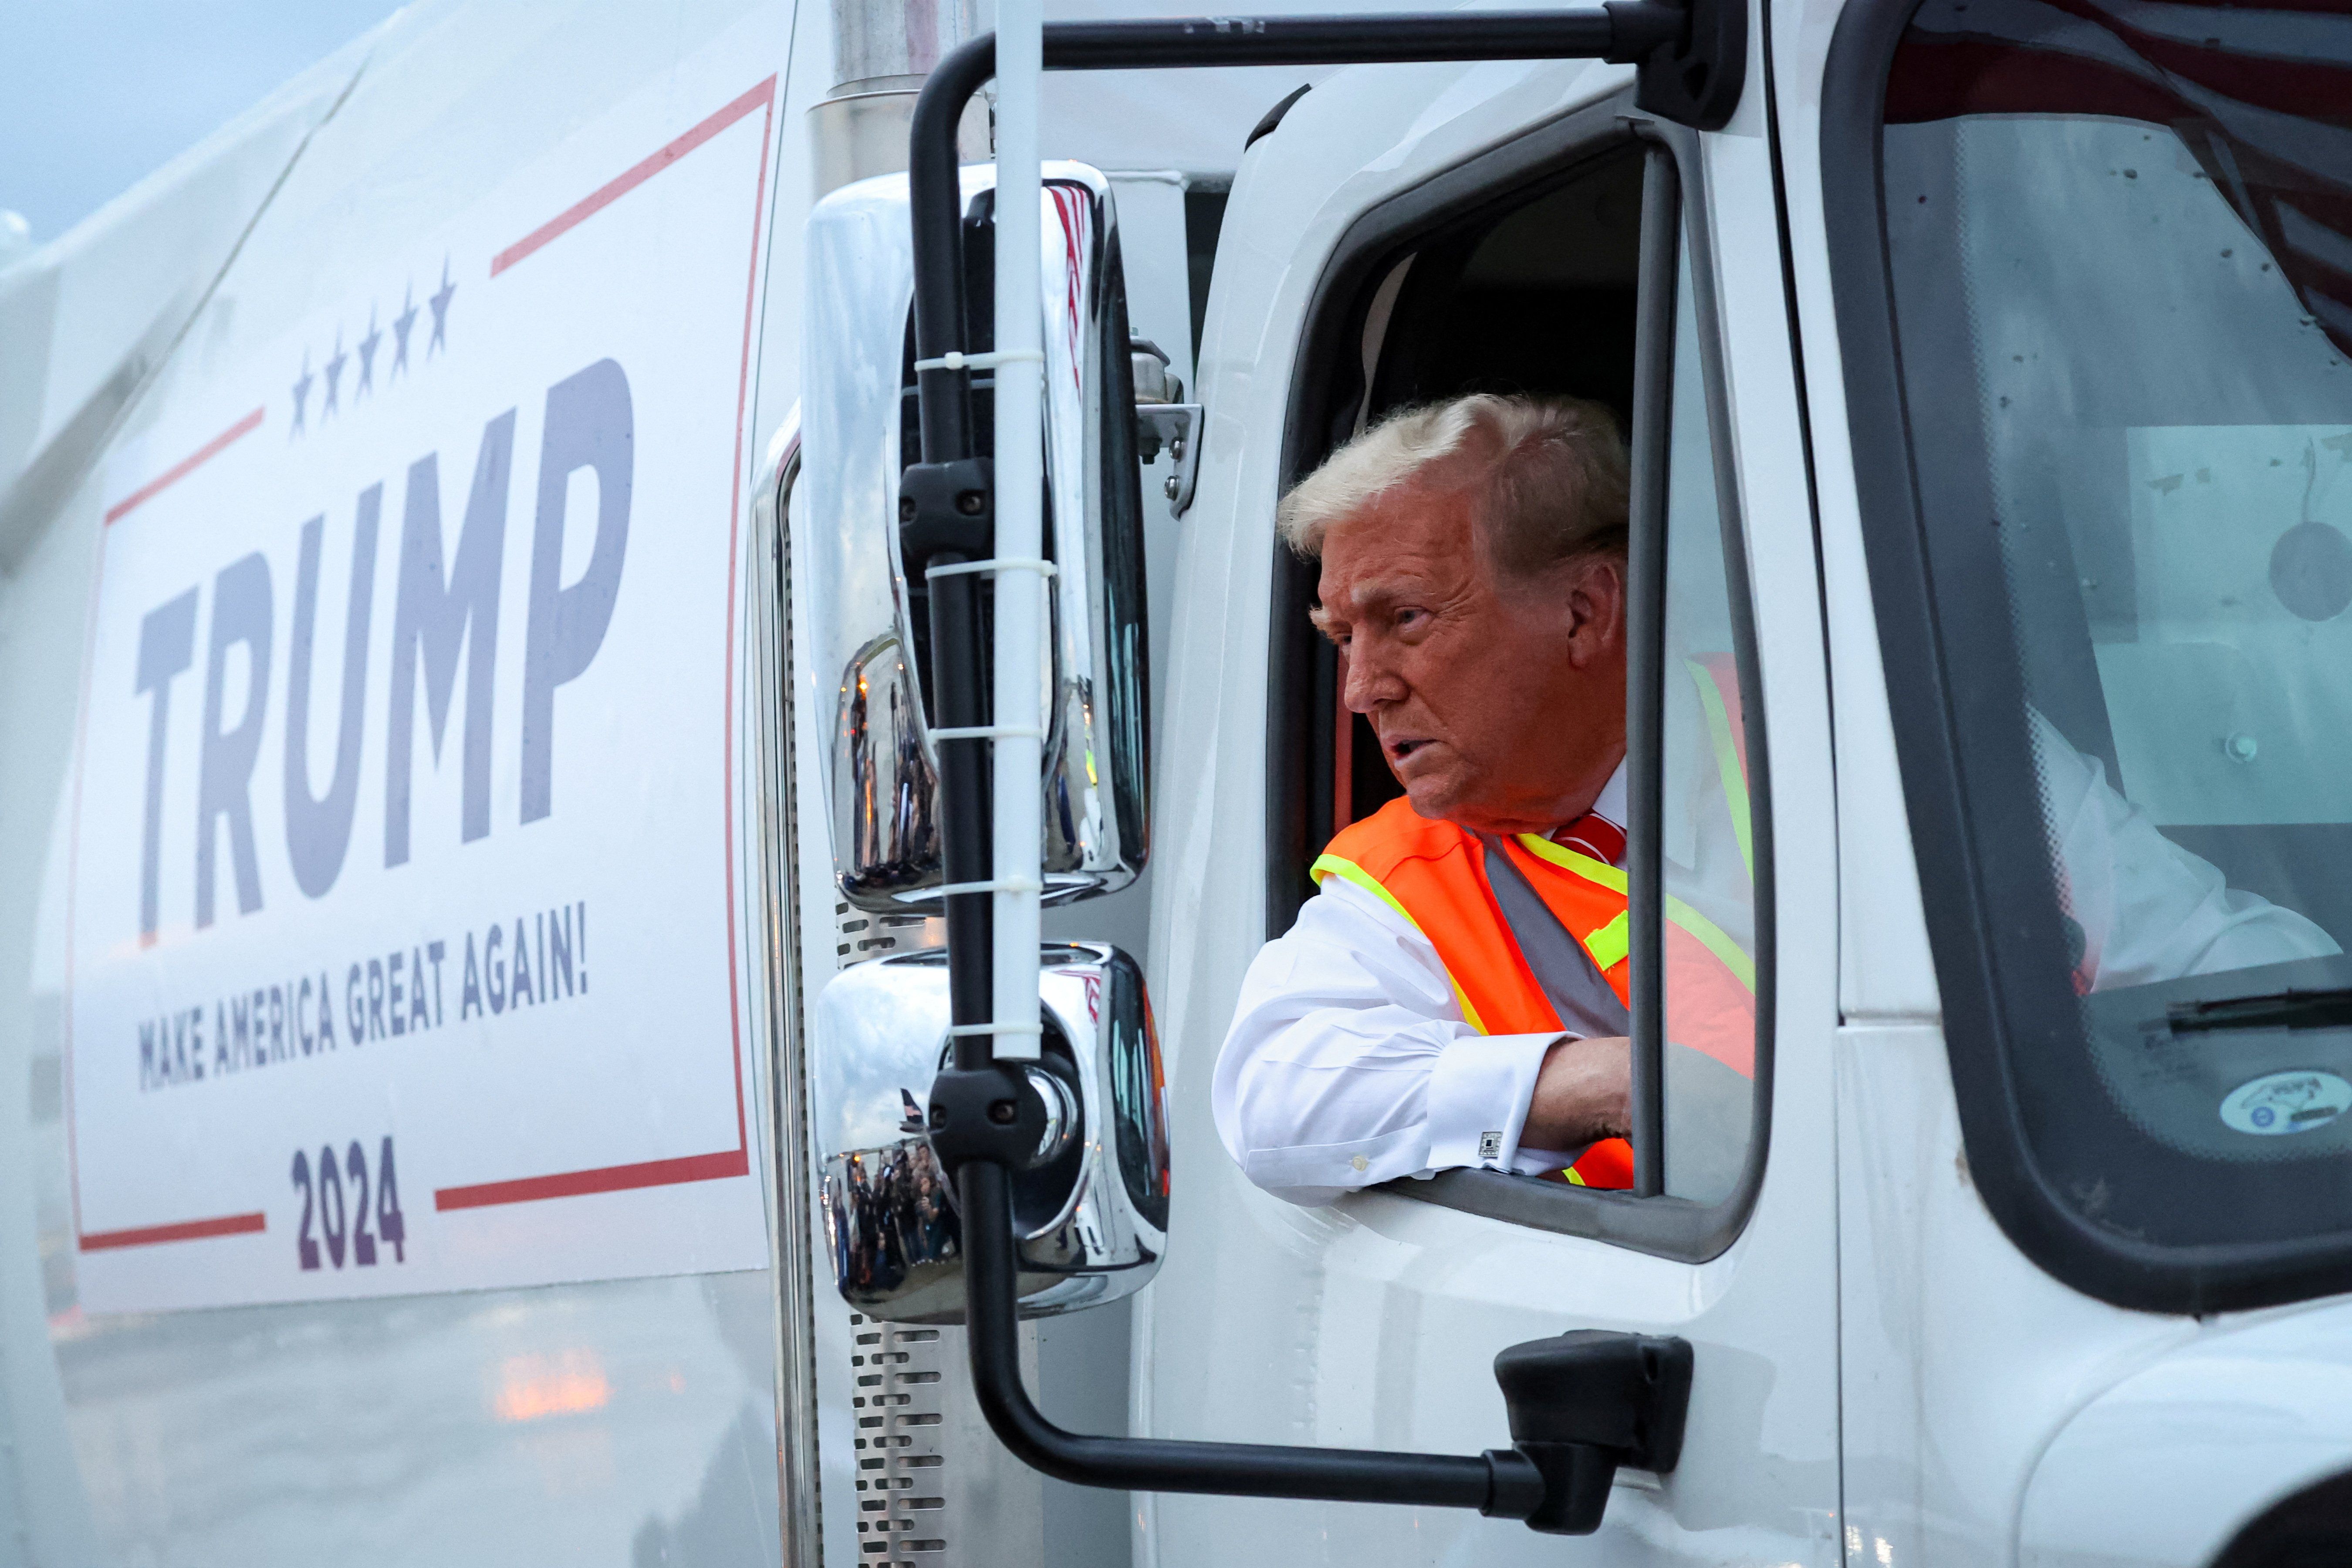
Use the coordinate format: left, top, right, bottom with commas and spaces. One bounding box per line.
1878, 0, 2352, 1262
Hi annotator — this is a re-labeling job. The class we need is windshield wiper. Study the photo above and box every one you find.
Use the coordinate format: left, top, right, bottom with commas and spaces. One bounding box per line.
2166, 987, 2352, 1034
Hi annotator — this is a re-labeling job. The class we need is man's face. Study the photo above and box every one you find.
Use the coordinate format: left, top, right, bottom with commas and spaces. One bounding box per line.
1313, 478, 1626, 835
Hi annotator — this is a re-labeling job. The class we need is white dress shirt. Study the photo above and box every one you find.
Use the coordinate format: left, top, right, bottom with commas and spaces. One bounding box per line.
1211, 769, 1629, 1206
1214, 713, 2340, 1207
2031, 709, 2338, 989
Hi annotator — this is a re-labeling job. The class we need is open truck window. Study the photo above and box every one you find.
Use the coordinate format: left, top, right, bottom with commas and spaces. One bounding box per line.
1266, 102, 1773, 1252
1830, 0, 2352, 1308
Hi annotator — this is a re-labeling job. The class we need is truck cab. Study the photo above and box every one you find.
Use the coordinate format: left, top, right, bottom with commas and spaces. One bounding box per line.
801, 2, 2352, 1561
4, 0, 2351, 1564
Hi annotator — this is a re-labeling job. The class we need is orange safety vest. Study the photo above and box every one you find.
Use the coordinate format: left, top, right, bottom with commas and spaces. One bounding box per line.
1309, 657, 1756, 1190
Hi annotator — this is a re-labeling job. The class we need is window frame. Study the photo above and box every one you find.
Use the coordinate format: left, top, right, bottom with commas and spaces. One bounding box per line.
1820, 0, 2352, 1314
1263, 95, 1778, 1263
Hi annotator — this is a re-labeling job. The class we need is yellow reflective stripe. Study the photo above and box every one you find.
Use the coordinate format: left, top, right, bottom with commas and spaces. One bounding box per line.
1309, 854, 1490, 1035
1668, 898, 1755, 991
1514, 833, 1625, 892
1688, 659, 1753, 883
1311, 853, 1409, 919
1585, 910, 1631, 973
1513, 835, 1639, 971
1511, 834, 1754, 993
1561, 1166, 1588, 1186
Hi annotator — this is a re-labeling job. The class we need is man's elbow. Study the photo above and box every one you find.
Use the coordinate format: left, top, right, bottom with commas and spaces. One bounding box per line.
1210, 1010, 1433, 1203
1228, 1134, 1363, 1208
1215, 1100, 1313, 1193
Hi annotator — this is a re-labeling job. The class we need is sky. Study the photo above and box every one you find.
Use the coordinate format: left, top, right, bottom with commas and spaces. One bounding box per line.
0, 0, 406, 250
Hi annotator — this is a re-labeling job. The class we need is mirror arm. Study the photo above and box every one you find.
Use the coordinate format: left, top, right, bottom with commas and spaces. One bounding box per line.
901, 4, 1721, 1537
903, 34, 1000, 1050
947, 1153, 1695, 1532
954, 1155, 1547, 1518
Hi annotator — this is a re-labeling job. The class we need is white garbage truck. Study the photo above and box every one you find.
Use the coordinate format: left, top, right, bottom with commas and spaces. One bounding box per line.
6, 0, 2352, 1561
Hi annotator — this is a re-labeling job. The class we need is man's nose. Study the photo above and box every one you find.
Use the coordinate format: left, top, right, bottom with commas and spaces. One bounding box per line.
1340, 645, 1405, 713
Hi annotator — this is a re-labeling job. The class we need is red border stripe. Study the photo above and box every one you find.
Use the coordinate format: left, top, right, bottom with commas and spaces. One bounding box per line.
104, 407, 264, 525
433, 1149, 751, 1212
490, 75, 777, 277
716, 83, 775, 1164
80, 1211, 267, 1251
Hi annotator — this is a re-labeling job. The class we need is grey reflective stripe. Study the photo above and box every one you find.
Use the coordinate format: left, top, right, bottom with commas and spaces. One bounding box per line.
1477, 834, 1632, 1039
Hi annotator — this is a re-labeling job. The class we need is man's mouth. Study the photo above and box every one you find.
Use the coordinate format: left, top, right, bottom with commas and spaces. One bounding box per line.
1386, 737, 1432, 764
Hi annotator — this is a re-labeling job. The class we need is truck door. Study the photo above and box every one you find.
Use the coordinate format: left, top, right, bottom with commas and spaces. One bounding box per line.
1146, 64, 1838, 1566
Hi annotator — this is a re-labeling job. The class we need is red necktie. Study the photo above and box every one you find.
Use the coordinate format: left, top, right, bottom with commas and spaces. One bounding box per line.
1555, 811, 1625, 868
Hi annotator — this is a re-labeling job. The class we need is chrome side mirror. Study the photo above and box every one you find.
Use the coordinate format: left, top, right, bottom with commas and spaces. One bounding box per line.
811, 943, 1169, 1324
801, 164, 1152, 914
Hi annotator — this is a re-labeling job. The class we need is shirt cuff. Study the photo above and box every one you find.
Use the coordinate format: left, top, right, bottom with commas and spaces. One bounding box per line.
1512, 1143, 1584, 1176
1425, 1031, 1563, 1173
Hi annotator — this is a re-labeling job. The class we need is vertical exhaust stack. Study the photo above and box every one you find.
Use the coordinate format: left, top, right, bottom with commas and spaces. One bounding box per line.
811, 0, 994, 197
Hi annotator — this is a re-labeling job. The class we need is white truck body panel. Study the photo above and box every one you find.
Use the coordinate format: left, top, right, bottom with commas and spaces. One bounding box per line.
2020, 1297, 2352, 1567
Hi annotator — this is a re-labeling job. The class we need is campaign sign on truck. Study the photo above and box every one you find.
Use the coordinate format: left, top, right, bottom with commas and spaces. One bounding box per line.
66, 59, 778, 1311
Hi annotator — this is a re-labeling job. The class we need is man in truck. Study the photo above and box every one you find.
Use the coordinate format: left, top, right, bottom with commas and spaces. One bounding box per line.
1213, 392, 2338, 1206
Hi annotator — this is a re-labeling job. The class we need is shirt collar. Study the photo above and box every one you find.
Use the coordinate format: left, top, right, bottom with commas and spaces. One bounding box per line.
1586, 760, 1628, 834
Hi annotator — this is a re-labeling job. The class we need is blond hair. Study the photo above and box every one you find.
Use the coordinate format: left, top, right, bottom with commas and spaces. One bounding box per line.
1276, 393, 1629, 580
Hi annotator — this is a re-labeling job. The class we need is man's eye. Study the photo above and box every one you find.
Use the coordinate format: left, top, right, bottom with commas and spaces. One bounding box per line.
1395, 607, 1426, 629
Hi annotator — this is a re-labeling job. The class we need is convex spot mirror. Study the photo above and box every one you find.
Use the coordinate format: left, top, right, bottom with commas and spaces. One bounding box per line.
802, 163, 1152, 913
812, 943, 1170, 1325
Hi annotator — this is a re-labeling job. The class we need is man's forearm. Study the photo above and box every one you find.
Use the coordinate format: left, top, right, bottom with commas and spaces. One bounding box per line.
1522, 1035, 1632, 1150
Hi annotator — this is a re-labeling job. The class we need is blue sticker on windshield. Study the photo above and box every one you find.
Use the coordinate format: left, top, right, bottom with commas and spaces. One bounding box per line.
2219, 1070, 2352, 1136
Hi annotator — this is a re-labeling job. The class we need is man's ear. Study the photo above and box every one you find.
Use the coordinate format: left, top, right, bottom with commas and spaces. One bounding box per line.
1559, 554, 1627, 665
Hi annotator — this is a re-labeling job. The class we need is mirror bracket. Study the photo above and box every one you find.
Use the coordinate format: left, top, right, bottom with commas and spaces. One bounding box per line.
1615, 0, 1745, 132
1135, 403, 1204, 514
925, 1061, 1049, 1174
899, 456, 995, 573
1493, 1330, 1694, 1533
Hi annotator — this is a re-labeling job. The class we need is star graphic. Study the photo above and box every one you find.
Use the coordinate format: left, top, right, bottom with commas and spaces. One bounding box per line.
356, 308, 381, 398
427, 257, 456, 357
392, 284, 418, 378
291, 351, 313, 437
324, 331, 347, 419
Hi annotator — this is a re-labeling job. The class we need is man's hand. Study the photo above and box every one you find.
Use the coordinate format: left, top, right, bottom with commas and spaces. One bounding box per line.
1522, 1035, 1632, 1151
